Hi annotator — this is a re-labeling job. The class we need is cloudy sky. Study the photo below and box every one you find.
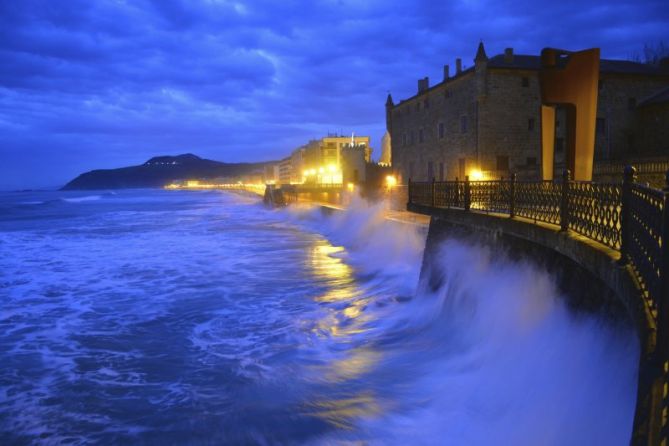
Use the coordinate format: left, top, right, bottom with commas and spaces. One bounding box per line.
1, 0, 667, 189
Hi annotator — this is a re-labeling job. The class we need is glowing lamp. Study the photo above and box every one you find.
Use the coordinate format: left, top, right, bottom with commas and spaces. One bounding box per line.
470, 169, 484, 181
385, 175, 397, 187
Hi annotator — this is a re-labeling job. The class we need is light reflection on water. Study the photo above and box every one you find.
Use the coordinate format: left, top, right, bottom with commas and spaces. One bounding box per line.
0, 189, 640, 445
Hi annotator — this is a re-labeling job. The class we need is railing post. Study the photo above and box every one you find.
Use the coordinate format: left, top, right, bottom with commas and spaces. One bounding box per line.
619, 165, 637, 265
650, 170, 669, 446
407, 177, 412, 206
510, 173, 516, 219
464, 175, 471, 211
455, 177, 459, 208
659, 170, 669, 351
560, 169, 571, 232
431, 177, 436, 207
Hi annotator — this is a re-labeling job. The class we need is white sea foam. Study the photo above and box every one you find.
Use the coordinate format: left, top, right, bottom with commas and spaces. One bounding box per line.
279, 194, 638, 445
0, 189, 640, 444
61, 195, 102, 203
19, 200, 45, 205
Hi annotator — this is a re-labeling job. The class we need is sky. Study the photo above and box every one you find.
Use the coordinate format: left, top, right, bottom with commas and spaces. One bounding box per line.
1, 0, 668, 189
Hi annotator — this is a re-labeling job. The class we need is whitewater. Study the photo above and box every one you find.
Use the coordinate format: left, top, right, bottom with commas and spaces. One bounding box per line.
0, 189, 639, 445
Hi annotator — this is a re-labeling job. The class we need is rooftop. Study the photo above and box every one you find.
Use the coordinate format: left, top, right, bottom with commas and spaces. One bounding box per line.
487, 54, 669, 76
393, 47, 669, 105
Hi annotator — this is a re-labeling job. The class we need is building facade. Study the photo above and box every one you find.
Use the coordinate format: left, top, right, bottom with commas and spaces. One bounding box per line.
270, 134, 373, 185
387, 43, 669, 182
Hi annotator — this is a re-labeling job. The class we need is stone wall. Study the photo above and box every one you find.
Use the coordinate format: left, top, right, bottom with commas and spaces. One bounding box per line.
390, 72, 478, 182
595, 74, 669, 160
388, 53, 669, 184
479, 69, 542, 179
635, 101, 669, 158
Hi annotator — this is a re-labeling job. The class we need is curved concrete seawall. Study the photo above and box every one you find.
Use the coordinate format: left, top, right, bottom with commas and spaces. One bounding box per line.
411, 203, 656, 445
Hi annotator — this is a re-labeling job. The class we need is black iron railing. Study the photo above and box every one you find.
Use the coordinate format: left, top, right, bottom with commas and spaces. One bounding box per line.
408, 167, 669, 442
408, 169, 668, 307
409, 169, 669, 326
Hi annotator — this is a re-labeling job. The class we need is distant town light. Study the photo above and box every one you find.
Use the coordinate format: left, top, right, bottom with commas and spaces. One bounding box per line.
318, 167, 325, 174
327, 164, 337, 173
347, 182, 355, 191
385, 175, 397, 187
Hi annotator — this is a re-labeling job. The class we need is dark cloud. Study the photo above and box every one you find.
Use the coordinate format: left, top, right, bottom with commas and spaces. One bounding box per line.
0, 0, 667, 188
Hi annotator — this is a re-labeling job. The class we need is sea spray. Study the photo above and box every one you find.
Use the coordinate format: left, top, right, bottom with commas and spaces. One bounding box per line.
284, 194, 426, 296
0, 189, 640, 445
310, 235, 639, 445
281, 197, 639, 445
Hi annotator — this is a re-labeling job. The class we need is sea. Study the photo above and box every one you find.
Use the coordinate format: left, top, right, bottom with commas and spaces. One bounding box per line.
0, 189, 640, 445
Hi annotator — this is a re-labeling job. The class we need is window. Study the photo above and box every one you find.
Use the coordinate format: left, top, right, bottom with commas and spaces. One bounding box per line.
596, 117, 606, 134
410, 131, 415, 145
598, 80, 604, 91
424, 98, 430, 109
402, 133, 407, 146
522, 77, 529, 87
460, 116, 468, 133
427, 161, 434, 180
556, 120, 560, 128
528, 118, 535, 131
496, 155, 509, 171
458, 158, 466, 179
409, 162, 415, 179
438, 122, 445, 139
628, 98, 637, 111
439, 162, 444, 181
526, 157, 537, 166
418, 129, 424, 143
444, 90, 451, 99
416, 102, 421, 112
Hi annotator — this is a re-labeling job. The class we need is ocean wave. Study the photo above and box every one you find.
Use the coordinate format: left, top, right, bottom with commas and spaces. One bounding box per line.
61, 195, 102, 203
19, 201, 45, 205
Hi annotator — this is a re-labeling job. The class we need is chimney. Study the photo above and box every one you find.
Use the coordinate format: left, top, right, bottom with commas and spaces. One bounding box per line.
504, 48, 514, 64
443, 64, 450, 80
456, 58, 462, 74
417, 76, 429, 93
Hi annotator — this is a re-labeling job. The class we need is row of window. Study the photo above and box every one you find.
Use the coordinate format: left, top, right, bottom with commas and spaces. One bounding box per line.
398, 77, 533, 116
401, 117, 542, 146
406, 155, 540, 180
401, 117, 468, 146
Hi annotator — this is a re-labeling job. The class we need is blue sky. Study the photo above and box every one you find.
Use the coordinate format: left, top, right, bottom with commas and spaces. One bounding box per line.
1, 0, 667, 189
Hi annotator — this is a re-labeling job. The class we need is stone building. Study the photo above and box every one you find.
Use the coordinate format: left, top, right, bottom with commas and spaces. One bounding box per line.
634, 87, 669, 158
277, 157, 292, 184
387, 42, 669, 182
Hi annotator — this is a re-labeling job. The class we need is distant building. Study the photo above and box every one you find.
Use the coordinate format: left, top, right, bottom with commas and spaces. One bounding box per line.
341, 143, 368, 184
386, 42, 669, 182
278, 157, 292, 184
379, 131, 391, 165
282, 134, 373, 185
263, 164, 279, 184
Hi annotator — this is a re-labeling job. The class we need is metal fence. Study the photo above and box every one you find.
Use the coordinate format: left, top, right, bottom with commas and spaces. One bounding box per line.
409, 167, 669, 444
408, 168, 669, 333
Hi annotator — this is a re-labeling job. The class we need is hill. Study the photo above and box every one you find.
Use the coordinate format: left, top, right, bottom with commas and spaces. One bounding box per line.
61, 154, 272, 190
